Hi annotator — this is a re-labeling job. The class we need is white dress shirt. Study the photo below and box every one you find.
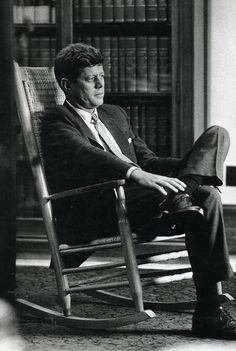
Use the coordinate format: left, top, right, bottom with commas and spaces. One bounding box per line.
66, 101, 139, 178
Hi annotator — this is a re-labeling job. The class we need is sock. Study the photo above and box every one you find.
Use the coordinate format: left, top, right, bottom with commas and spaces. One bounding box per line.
195, 281, 220, 312
179, 175, 204, 197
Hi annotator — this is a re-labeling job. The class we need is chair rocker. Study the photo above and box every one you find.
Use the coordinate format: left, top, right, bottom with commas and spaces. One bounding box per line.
13, 61, 233, 330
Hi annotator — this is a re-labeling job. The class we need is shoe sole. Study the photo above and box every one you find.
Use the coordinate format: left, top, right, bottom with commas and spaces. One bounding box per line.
162, 206, 204, 226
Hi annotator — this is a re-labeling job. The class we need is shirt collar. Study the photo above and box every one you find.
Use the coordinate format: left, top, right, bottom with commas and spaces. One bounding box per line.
66, 100, 98, 124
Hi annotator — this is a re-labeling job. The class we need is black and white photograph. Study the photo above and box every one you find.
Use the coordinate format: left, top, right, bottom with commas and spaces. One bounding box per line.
0, 1, 236, 350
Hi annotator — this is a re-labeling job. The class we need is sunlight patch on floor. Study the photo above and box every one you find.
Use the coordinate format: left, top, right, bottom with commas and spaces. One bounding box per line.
16, 255, 236, 272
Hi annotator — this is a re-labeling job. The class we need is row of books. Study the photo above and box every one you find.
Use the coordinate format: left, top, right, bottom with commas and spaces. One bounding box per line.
74, 0, 171, 23
14, 34, 56, 67
77, 35, 171, 93
123, 103, 171, 155
13, 0, 56, 24
16, 103, 171, 217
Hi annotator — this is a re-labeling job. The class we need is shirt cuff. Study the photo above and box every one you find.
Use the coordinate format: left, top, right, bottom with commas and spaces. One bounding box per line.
126, 166, 140, 179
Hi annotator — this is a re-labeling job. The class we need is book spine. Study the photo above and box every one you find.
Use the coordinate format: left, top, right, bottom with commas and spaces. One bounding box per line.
158, 36, 171, 91
124, 0, 135, 22
147, 36, 158, 92
145, 105, 157, 152
18, 32, 29, 65
118, 36, 126, 92
92, 36, 101, 51
156, 103, 170, 156
101, 36, 111, 92
50, 0, 56, 23
82, 36, 92, 46
39, 36, 51, 66
74, 0, 80, 24
135, 0, 145, 22
111, 36, 119, 92
167, 0, 171, 23
130, 105, 139, 135
79, 0, 91, 23
136, 36, 147, 92
50, 36, 56, 64
158, 0, 168, 22
28, 36, 40, 66
114, 0, 125, 23
91, 0, 103, 23
146, 0, 158, 22
102, 0, 113, 23
138, 105, 146, 141
125, 36, 136, 92
16, 0, 24, 24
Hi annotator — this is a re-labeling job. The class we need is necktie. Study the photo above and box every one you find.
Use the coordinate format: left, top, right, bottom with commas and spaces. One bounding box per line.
91, 112, 134, 164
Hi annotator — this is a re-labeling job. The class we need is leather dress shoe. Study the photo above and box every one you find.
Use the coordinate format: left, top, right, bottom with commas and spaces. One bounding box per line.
159, 193, 204, 225
192, 306, 236, 340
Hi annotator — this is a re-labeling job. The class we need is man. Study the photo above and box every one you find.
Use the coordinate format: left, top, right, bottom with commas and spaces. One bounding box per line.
41, 43, 236, 338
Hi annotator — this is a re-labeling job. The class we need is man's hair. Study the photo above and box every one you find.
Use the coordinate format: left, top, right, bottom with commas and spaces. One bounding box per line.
54, 43, 103, 85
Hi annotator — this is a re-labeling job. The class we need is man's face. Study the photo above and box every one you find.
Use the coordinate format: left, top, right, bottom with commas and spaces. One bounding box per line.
68, 64, 105, 111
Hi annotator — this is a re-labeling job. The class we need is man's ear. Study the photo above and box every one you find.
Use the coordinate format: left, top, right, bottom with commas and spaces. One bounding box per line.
60, 78, 72, 92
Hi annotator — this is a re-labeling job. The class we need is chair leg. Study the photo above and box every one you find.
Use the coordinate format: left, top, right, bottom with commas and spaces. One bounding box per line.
115, 186, 144, 312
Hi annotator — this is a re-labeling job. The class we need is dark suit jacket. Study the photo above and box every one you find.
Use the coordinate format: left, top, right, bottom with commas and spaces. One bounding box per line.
41, 102, 180, 244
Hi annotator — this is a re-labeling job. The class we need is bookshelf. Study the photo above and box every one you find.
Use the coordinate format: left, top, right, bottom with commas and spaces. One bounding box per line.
0, 1, 16, 292
13, 0, 197, 224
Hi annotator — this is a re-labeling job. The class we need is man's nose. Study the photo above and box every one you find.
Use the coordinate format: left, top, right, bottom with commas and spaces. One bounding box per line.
95, 77, 104, 88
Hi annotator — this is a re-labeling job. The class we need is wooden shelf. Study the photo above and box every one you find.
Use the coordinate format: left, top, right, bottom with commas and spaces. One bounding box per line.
14, 23, 56, 37
74, 22, 171, 36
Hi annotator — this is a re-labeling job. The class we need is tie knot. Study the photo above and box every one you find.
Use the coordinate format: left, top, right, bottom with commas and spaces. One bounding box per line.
91, 112, 98, 125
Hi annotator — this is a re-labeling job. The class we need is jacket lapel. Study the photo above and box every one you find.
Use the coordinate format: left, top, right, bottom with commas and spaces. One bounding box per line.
98, 108, 131, 156
63, 102, 104, 149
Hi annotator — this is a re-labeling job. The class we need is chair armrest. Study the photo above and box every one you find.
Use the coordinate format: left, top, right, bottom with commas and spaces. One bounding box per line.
43, 179, 126, 202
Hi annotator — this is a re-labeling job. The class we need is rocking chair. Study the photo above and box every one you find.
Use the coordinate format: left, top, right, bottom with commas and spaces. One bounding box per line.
13, 61, 232, 329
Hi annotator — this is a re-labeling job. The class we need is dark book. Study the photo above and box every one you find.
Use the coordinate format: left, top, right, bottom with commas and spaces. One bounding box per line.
92, 36, 101, 51
13, 0, 18, 23
158, 0, 168, 22
147, 36, 158, 92
39, 36, 51, 66
156, 104, 171, 156
135, 0, 145, 22
118, 36, 126, 92
146, 0, 158, 22
74, 0, 80, 23
130, 105, 139, 135
79, 0, 91, 23
158, 36, 171, 91
82, 36, 92, 46
136, 36, 147, 92
50, 0, 56, 23
111, 36, 119, 92
124, 0, 135, 22
29, 36, 40, 66
125, 36, 136, 92
114, 0, 125, 23
167, 0, 171, 23
102, 0, 113, 22
101, 36, 111, 92
145, 105, 157, 152
50, 36, 56, 64
91, 0, 103, 23
138, 105, 146, 141
18, 33, 29, 65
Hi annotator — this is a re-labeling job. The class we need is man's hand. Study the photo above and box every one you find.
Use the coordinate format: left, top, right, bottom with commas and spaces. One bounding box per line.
130, 169, 186, 196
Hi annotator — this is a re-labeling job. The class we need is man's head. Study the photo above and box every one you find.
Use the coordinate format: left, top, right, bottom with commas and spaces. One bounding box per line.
54, 43, 105, 111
